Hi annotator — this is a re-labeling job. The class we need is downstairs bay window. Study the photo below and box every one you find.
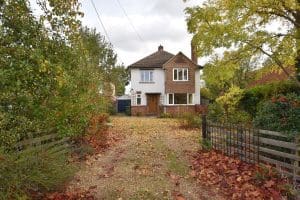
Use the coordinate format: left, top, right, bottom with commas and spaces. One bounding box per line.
168, 93, 194, 105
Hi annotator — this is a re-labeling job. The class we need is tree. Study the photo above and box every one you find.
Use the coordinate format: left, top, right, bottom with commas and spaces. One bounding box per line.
79, 27, 129, 96
185, 0, 300, 86
110, 66, 129, 96
0, 0, 119, 146
202, 50, 253, 99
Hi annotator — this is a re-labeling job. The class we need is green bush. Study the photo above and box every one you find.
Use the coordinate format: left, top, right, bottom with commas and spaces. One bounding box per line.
240, 81, 300, 117
207, 101, 251, 124
201, 138, 212, 151
178, 113, 201, 128
200, 87, 213, 100
125, 106, 131, 116
254, 93, 300, 136
0, 149, 76, 199
207, 102, 224, 122
159, 112, 172, 118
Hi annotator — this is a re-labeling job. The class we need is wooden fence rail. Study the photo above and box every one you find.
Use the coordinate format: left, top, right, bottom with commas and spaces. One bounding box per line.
201, 115, 300, 187
14, 133, 71, 155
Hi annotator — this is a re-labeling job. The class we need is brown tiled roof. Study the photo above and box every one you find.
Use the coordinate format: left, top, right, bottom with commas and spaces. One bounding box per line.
128, 49, 175, 69
248, 67, 295, 88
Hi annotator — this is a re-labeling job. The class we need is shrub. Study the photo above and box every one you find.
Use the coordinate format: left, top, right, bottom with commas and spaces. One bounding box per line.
207, 102, 251, 124
159, 112, 172, 118
0, 149, 76, 199
86, 113, 109, 135
254, 93, 300, 137
200, 87, 213, 100
125, 106, 131, 116
216, 86, 244, 115
207, 102, 224, 122
240, 81, 300, 117
107, 103, 117, 115
201, 138, 212, 151
178, 113, 201, 128
207, 86, 251, 123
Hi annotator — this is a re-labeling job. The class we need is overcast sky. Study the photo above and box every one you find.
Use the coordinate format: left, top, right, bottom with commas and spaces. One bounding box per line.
80, 0, 205, 66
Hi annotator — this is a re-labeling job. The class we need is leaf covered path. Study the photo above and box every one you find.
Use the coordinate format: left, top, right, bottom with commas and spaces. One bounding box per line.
68, 117, 224, 200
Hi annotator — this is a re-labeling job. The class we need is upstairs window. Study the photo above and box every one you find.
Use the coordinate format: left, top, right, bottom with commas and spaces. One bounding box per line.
140, 70, 154, 82
173, 68, 188, 81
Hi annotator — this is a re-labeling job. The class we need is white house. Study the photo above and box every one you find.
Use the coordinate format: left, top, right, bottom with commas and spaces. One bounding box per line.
128, 45, 203, 116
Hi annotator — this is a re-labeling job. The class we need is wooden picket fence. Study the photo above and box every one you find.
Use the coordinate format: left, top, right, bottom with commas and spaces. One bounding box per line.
201, 115, 300, 187
14, 133, 71, 155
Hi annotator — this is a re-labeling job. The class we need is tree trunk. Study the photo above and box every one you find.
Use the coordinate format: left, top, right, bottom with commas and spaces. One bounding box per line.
296, 3, 300, 82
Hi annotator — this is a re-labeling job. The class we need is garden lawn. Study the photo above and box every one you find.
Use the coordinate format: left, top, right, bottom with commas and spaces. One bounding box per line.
67, 116, 224, 200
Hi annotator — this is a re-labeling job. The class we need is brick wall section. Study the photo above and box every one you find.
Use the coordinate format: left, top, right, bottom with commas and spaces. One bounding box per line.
163, 105, 195, 117
131, 105, 207, 116
131, 106, 147, 116
195, 104, 208, 114
164, 53, 196, 93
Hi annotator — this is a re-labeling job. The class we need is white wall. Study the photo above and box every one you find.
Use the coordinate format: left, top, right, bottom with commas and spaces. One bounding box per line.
130, 68, 201, 106
130, 68, 165, 106
194, 69, 201, 104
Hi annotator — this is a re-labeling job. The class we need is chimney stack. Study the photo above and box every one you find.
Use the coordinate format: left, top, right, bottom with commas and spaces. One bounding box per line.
158, 45, 163, 52
191, 42, 198, 64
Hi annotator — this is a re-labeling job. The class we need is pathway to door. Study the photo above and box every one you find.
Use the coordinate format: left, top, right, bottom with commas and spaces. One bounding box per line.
68, 116, 224, 199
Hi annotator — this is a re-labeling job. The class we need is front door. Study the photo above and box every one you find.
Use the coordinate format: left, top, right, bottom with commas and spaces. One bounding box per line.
147, 94, 159, 115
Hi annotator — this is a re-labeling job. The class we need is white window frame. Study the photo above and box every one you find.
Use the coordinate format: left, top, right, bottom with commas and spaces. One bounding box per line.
167, 93, 194, 105
168, 93, 174, 105
140, 70, 154, 82
188, 93, 194, 105
173, 68, 188, 81
136, 92, 142, 105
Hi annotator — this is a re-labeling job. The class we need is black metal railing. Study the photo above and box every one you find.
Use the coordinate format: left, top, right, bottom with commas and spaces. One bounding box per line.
201, 115, 300, 186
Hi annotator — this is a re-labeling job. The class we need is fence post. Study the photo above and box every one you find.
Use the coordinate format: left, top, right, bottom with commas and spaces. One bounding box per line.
293, 135, 299, 187
202, 114, 207, 140
256, 129, 260, 164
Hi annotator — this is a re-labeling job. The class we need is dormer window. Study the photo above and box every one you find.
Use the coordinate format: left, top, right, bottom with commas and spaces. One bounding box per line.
173, 68, 188, 81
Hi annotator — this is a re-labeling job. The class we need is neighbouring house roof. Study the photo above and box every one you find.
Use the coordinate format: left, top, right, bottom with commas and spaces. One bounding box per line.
248, 67, 295, 88
128, 48, 175, 69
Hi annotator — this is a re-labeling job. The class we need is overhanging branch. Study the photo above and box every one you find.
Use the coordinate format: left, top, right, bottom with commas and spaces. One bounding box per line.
243, 40, 300, 87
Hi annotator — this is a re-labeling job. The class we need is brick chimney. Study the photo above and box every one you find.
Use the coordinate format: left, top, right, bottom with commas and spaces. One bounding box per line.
191, 42, 198, 64
158, 45, 163, 52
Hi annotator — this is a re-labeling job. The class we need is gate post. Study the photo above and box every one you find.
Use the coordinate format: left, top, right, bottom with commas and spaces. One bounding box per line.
202, 114, 207, 139
293, 135, 300, 188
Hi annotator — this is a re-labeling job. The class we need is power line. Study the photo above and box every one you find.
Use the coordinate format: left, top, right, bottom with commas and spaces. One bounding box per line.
115, 0, 144, 42
90, 0, 125, 65
90, 0, 112, 44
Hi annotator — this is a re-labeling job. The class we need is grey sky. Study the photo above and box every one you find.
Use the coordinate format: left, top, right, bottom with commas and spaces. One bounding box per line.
80, 0, 205, 66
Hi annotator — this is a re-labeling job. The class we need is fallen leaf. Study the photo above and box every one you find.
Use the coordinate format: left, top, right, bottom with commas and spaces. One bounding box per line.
264, 180, 275, 188
189, 170, 197, 178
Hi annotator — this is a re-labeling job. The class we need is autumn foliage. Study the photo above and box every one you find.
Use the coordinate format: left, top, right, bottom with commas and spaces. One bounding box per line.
191, 150, 292, 200
44, 189, 96, 200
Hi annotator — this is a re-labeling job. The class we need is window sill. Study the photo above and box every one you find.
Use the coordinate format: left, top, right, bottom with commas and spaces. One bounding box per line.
139, 81, 155, 84
173, 80, 189, 82
165, 104, 195, 106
